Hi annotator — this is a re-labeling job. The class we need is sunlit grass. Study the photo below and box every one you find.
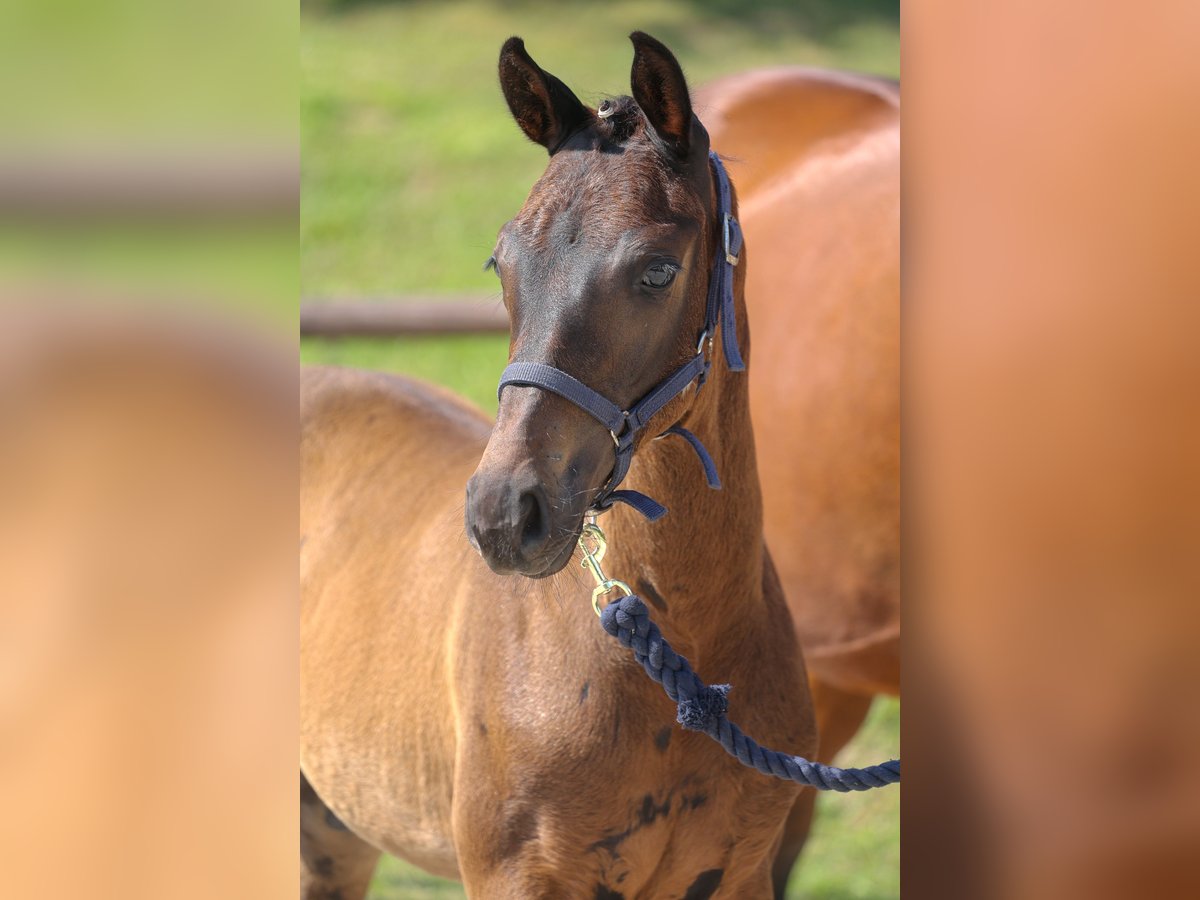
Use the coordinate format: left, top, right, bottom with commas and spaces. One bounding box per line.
300, 334, 507, 415
301, 0, 898, 299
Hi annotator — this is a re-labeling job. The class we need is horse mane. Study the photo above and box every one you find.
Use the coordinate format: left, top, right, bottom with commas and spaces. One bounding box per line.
594, 95, 644, 145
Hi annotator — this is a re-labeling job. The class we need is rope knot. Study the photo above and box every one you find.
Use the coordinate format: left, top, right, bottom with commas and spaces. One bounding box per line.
676, 683, 729, 732
599, 594, 648, 639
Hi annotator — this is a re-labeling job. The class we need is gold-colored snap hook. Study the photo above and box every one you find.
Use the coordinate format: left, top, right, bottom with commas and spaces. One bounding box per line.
591, 580, 633, 617
578, 522, 632, 616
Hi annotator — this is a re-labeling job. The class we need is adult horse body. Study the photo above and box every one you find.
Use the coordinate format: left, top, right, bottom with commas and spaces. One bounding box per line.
301, 35, 815, 899
696, 69, 900, 887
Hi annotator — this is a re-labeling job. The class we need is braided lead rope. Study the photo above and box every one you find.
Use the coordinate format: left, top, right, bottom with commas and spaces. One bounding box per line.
599, 594, 901, 792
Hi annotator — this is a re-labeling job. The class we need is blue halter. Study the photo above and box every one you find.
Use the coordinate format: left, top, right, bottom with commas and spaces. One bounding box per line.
497, 151, 744, 521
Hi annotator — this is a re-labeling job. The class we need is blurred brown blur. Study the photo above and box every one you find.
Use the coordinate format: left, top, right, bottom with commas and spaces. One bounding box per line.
0, 1, 296, 897
0, 311, 296, 900
907, 2, 1200, 898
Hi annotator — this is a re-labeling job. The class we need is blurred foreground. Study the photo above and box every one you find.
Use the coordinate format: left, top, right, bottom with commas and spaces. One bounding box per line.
0, 310, 296, 900
0, 1, 297, 898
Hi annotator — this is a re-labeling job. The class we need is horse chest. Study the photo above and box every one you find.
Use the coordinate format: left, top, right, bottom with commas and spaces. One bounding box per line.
461, 688, 795, 896
491, 758, 788, 899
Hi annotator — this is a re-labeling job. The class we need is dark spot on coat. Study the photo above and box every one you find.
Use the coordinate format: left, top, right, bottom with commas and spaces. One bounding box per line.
655, 726, 672, 751
579, 681, 590, 704
477, 719, 488, 736
683, 793, 707, 810
638, 793, 670, 826
593, 887, 624, 900
313, 855, 334, 878
589, 790, 675, 855
324, 808, 348, 831
640, 794, 654, 823
590, 830, 627, 855
636, 578, 668, 612
494, 806, 538, 863
683, 868, 724, 899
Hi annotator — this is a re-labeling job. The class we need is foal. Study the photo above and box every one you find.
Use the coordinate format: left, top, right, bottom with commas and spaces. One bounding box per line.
301, 33, 814, 899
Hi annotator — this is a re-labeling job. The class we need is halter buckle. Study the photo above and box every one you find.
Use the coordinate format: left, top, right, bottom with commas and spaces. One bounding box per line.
723, 213, 741, 266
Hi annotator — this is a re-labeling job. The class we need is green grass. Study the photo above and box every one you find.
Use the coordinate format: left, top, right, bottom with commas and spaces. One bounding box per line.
301, 0, 899, 299
301, 334, 508, 414
788, 698, 900, 899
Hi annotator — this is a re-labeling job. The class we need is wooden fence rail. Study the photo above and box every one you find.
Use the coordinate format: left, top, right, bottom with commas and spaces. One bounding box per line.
300, 298, 508, 337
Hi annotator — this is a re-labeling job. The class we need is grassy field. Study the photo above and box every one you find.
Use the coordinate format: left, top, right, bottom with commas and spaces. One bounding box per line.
302, 1, 898, 896
301, 0, 898, 299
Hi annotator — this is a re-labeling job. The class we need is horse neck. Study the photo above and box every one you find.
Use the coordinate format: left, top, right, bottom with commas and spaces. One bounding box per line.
603, 268, 765, 651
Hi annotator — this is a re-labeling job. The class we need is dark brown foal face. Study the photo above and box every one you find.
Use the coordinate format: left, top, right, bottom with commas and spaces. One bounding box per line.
465, 34, 715, 577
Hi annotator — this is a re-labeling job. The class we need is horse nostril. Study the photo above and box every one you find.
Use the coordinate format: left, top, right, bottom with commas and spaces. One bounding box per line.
517, 489, 548, 552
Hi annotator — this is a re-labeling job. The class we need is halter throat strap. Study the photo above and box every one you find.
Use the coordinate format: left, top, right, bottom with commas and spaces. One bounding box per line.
496, 151, 742, 520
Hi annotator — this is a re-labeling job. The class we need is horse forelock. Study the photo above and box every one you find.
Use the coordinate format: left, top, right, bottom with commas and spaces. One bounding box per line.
595, 95, 643, 144
511, 104, 705, 252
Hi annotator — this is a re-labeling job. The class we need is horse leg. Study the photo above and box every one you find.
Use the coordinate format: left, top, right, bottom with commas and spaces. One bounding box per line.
770, 678, 875, 898
300, 773, 381, 900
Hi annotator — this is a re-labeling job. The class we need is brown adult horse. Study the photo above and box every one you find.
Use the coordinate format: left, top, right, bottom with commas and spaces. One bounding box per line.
695, 69, 900, 890
301, 34, 817, 899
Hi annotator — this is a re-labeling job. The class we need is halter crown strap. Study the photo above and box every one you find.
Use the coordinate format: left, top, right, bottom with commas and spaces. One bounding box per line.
708, 152, 746, 372
495, 150, 743, 519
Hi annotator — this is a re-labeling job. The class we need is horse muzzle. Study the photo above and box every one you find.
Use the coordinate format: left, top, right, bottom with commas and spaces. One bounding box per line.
463, 465, 566, 578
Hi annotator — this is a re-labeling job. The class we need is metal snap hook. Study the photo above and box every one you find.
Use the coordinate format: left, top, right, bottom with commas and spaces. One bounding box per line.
578, 522, 632, 616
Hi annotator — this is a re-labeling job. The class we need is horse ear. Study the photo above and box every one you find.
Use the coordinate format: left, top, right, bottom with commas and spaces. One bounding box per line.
629, 31, 693, 156
498, 37, 590, 153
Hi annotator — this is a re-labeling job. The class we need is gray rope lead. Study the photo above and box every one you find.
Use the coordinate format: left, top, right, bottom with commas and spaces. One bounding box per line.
600, 594, 901, 792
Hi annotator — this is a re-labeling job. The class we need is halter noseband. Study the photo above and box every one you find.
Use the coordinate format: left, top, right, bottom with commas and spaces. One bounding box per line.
496, 150, 744, 521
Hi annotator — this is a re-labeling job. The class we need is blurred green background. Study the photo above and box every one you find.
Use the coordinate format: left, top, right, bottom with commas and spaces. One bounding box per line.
302, 1, 899, 897
0, 0, 296, 322
301, 0, 898, 297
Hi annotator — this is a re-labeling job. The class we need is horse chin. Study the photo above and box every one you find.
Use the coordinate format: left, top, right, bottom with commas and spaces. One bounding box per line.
522, 529, 580, 580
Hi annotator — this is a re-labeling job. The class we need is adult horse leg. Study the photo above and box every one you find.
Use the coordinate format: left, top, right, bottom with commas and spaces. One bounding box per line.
300, 773, 381, 900
770, 679, 875, 898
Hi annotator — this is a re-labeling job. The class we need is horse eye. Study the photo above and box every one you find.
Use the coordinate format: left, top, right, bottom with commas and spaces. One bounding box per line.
642, 263, 678, 289
483, 255, 499, 275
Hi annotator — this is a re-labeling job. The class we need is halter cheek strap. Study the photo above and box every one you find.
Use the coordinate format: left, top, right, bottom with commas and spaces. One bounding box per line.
497, 151, 743, 520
